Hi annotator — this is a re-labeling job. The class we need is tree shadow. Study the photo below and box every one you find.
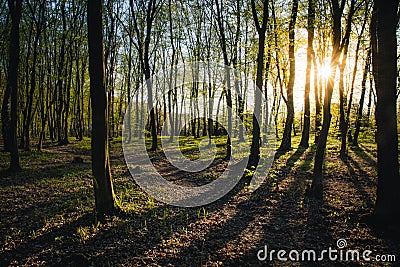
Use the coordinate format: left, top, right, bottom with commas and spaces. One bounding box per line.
350, 146, 376, 168
0, 162, 91, 187
280, 146, 308, 170
1, 161, 255, 266
1, 199, 207, 265
343, 155, 376, 208
165, 147, 313, 266
8, 141, 394, 266
0, 213, 94, 266
0, 182, 94, 258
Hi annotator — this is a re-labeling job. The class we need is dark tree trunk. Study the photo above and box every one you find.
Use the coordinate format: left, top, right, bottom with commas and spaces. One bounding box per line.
345, 2, 368, 144
310, 0, 344, 198
313, 55, 321, 143
22, 0, 45, 151
263, 46, 271, 140
20, 20, 33, 150
5, 0, 22, 171
366, 78, 374, 125
125, 40, 133, 143
249, 0, 269, 167
87, 0, 117, 221
1, 76, 11, 152
353, 49, 371, 146
131, 0, 159, 151
167, 0, 176, 142
215, 0, 233, 160
56, 1, 67, 145
279, 0, 298, 151
372, 0, 400, 224
299, 0, 315, 148
338, 0, 356, 160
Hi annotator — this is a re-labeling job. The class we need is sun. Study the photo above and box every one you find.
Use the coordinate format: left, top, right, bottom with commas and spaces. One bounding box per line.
320, 64, 331, 79
320, 63, 332, 79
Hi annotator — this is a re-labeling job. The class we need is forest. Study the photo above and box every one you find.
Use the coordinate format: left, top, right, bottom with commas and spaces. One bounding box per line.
0, 0, 399, 266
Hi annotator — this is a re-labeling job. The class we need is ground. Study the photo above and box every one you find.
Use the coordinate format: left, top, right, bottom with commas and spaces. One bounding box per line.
0, 133, 399, 266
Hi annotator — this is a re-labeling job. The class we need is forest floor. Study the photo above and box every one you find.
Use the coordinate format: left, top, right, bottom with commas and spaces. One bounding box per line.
0, 133, 399, 266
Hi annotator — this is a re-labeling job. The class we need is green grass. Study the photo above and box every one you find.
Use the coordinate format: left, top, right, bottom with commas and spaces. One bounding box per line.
75, 137, 92, 150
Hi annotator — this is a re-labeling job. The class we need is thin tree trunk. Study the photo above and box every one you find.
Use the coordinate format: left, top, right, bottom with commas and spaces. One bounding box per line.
279, 0, 298, 151
1, 75, 11, 152
249, 0, 269, 167
215, 0, 233, 160
131, 0, 159, 151
353, 49, 371, 146
300, 0, 315, 148
313, 55, 321, 143
310, 0, 345, 197
124, 36, 133, 142
338, 0, 356, 159
345, 3, 368, 143
366, 77, 374, 125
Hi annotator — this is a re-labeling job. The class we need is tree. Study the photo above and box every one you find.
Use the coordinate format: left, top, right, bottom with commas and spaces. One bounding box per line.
55, 0, 68, 145
279, 0, 298, 151
345, 1, 369, 145
131, 0, 161, 151
20, 0, 46, 151
371, 0, 400, 224
249, 0, 269, 167
214, 0, 233, 159
352, 48, 371, 146
87, 0, 118, 221
310, 0, 346, 197
337, 0, 356, 160
299, 0, 315, 148
3, 0, 22, 171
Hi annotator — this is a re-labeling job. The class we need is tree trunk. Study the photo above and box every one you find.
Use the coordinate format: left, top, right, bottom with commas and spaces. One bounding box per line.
131, 0, 159, 151
299, 0, 315, 148
279, 0, 298, 151
1, 76, 11, 152
372, 0, 400, 224
249, 0, 269, 167
214, 0, 233, 160
313, 55, 321, 143
345, 2, 368, 144
353, 49, 371, 146
6, 0, 22, 171
310, 0, 344, 198
56, 1, 67, 145
338, 0, 356, 159
87, 0, 117, 221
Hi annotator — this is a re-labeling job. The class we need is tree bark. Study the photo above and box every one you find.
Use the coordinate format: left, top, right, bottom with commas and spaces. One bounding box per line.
338, 0, 356, 159
299, 0, 315, 148
310, 0, 344, 197
5, 0, 22, 171
249, 0, 269, 167
279, 0, 298, 151
214, 0, 233, 160
345, 2, 368, 144
352, 49, 371, 146
87, 0, 117, 221
131, 0, 159, 151
372, 0, 400, 224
